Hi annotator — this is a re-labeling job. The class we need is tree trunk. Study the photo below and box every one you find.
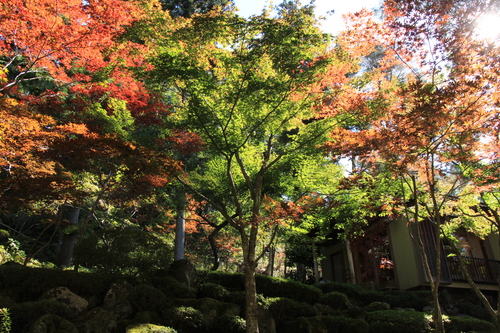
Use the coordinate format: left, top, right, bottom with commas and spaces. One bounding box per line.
432, 219, 444, 333
58, 206, 80, 267
208, 220, 229, 271
265, 247, 275, 277
244, 263, 259, 333
174, 192, 186, 261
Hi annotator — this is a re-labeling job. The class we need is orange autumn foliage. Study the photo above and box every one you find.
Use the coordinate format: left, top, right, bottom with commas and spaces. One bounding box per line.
0, 0, 147, 92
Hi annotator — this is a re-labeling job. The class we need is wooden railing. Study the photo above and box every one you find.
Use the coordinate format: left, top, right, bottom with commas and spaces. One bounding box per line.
447, 256, 500, 285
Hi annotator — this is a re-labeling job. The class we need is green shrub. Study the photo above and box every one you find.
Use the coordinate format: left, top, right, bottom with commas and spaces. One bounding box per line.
365, 301, 390, 312
319, 291, 350, 309
315, 315, 350, 333
210, 315, 246, 333
446, 316, 496, 333
315, 282, 365, 298
365, 310, 431, 333
0, 308, 10, 333
162, 306, 204, 333
454, 299, 490, 321
152, 276, 195, 299
0, 264, 123, 302
279, 316, 313, 333
204, 272, 245, 291
344, 317, 369, 333
197, 283, 229, 300
384, 290, 431, 310
62, 270, 122, 299
224, 291, 246, 313
266, 297, 316, 324
346, 306, 366, 319
126, 323, 177, 333
280, 315, 360, 333
74, 228, 173, 276
130, 284, 168, 311
256, 275, 322, 304
357, 291, 387, 306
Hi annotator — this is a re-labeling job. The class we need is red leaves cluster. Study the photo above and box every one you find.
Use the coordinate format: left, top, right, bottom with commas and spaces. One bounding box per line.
0, 0, 144, 90
168, 130, 205, 155
262, 194, 325, 227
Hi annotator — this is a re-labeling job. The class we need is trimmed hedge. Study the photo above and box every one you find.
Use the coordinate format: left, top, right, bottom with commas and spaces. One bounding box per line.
0, 264, 121, 302
197, 283, 229, 300
265, 297, 316, 324
161, 306, 205, 333
315, 282, 365, 298
126, 323, 177, 333
280, 315, 369, 333
256, 275, 322, 304
204, 272, 245, 291
210, 315, 246, 333
319, 291, 351, 309
365, 310, 431, 333
446, 316, 496, 333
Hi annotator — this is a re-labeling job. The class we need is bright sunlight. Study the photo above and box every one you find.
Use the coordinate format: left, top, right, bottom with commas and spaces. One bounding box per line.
475, 12, 500, 41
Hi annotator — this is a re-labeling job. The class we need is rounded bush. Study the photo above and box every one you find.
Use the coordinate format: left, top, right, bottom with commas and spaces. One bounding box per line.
446, 316, 496, 333
210, 314, 246, 333
162, 306, 204, 333
385, 290, 431, 310
256, 275, 322, 304
319, 291, 350, 309
197, 283, 229, 300
344, 317, 369, 333
454, 299, 490, 321
126, 323, 178, 333
204, 272, 245, 291
365, 310, 430, 333
365, 301, 391, 312
315, 282, 365, 298
266, 297, 316, 323
346, 306, 366, 319
281, 315, 360, 333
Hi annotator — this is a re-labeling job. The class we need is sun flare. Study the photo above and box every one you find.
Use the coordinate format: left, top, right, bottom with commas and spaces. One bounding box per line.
475, 13, 500, 41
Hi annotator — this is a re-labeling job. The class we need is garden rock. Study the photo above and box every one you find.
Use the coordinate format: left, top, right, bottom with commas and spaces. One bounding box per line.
27, 313, 78, 333
40, 287, 88, 315
102, 280, 134, 319
170, 259, 197, 289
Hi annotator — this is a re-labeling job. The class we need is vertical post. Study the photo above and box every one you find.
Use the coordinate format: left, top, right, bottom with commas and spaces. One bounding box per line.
312, 240, 320, 284
174, 192, 186, 261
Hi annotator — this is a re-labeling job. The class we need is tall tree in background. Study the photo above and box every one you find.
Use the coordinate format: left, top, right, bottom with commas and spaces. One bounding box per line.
323, 1, 500, 331
147, 2, 347, 330
160, 0, 234, 17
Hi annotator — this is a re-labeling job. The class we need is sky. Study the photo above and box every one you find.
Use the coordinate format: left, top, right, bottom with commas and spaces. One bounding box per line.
233, 0, 382, 34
